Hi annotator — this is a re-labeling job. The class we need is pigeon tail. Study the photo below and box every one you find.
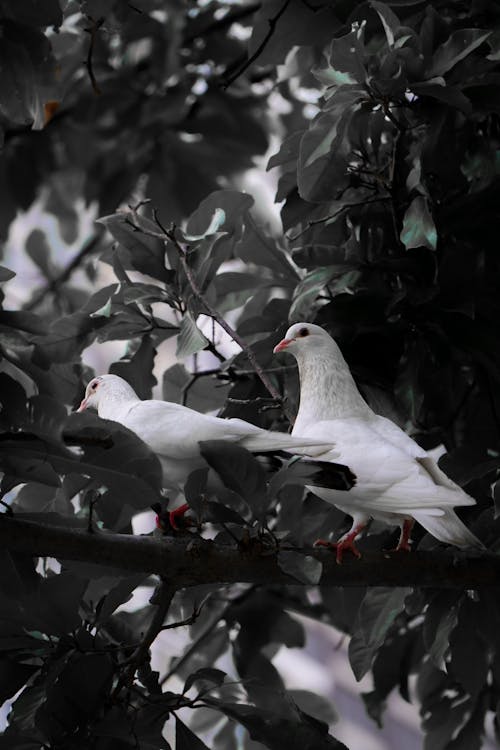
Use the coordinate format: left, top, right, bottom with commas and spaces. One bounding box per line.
240, 430, 338, 458
412, 508, 484, 550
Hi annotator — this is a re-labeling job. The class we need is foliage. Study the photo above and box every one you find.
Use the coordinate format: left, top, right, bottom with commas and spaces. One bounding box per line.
1, 0, 500, 748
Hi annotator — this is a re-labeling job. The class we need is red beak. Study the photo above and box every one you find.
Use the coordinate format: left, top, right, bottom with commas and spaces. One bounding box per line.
76, 398, 88, 412
273, 337, 293, 354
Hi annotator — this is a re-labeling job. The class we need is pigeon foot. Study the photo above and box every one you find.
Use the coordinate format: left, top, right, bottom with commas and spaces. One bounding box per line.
385, 519, 414, 553
314, 535, 362, 564
168, 503, 194, 531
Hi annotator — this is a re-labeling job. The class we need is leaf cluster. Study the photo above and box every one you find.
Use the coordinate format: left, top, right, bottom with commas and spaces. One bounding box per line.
1, 0, 500, 748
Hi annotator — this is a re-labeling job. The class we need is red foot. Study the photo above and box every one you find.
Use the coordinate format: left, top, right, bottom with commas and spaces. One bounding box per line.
168, 503, 191, 531
314, 536, 362, 565
155, 503, 194, 532
386, 519, 414, 553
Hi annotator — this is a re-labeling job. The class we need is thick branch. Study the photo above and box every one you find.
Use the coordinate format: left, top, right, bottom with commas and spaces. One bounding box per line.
0, 516, 497, 589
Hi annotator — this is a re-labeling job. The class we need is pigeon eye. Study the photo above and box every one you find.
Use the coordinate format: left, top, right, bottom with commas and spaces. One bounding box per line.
298, 328, 309, 337
91, 382, 98, 391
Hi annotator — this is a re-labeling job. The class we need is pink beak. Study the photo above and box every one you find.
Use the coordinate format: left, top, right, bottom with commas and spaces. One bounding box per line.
76, 398, 88, 412
273, 337, 293, 354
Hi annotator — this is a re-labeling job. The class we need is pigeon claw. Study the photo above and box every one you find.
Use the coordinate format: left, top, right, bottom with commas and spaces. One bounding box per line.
385, 519, 414, 553
314, 537, 362, 565
168, 503, 194, 531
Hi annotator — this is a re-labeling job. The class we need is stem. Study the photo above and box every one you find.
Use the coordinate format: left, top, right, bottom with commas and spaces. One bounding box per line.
126, 211, 291, 419
222, 0, 292, 89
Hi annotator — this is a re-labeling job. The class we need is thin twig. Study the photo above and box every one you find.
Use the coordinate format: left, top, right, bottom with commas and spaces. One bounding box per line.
222, 0, 292, 89
183, 2, 260, 44
177, 248, 289, 416
25, 230, 104, 311
84, 16, 105, 95
125, 211, 290, 418
113, 579, 176, 697
287, 196, 391, 242
161, 586, 257, 686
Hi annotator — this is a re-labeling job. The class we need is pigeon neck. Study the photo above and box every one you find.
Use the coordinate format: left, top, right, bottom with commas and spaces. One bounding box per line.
97, 383, 139, 420
294, 345, 371, 429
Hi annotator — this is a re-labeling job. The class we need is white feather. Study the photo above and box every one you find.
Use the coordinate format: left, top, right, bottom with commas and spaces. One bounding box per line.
274, 322, 483, 550
78, 373, 337, 492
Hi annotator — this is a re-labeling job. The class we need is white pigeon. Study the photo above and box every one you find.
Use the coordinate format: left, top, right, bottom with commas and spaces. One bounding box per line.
77, 373, 339, 526
273, 322, 484, 561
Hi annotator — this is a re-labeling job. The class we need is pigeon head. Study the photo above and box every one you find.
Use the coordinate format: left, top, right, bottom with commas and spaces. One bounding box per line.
77, 374, 137, 412
273, 322, 332, 357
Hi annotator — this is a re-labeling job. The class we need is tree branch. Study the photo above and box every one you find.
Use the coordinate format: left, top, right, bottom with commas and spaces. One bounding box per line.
222, 0, 292, 89
25, 230, 104, 312
84, 16, 105, 96
112, 578, 176, 698
0, 516, 497, 589
126, 211, 291, 419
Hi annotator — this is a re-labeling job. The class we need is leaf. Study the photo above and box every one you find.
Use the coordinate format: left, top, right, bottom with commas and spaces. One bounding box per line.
371, 1, 403, 47
213, 271, 267, 313
268, 131, 303, 171
278, 550, 322, 585
248, 0, 341, 67
317, 28, 367, 89
25, 229, 54, 279
163, 364, 230, 413
176, 717, 211, 750
186, 190, 253, 239
269, 457, 356, 495
199, 441, 268, 520
429, 29, 491, 77
236, 214, 298, 279
0, 0, 62, 27
348, 588, 411, 680
448, 599, 489, 699
36, 574, 87, 634
0, 266, 15, 282
95, 574, 149, 625
37, 653, 114, 742
205, 699, 349, 750
289, 690, 338, 726
410, 81, 472, 113
288, 267, 336, 321
183, 667, 226, 695
400, 196, 437, 250
110, 335, 157, 399
298, 103, 363, 202
0, 659, 39, 704
1, 412, 163, 515
184, 207, 226, 240
0, 30, 57, 130
97, 212, 171, 283
176, 313, 209, 359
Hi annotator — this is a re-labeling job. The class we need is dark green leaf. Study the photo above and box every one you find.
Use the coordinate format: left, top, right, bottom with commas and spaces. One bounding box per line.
162, 363, 230, 412
176, 717, 211, 750
205, 699, 349, 750
176, 313, 209, 359
349, 588, 411, 680
400, 196, 437, 250
98, 212, 172, 283
0, 266, 15, 282
0, 0, 62, 27
0, 659, 39, 704
110, 335, 157, 399
429, 29, 491, 77
200, 441, 268, 519
95, 574, 149, 624
183, 667, 227, 694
